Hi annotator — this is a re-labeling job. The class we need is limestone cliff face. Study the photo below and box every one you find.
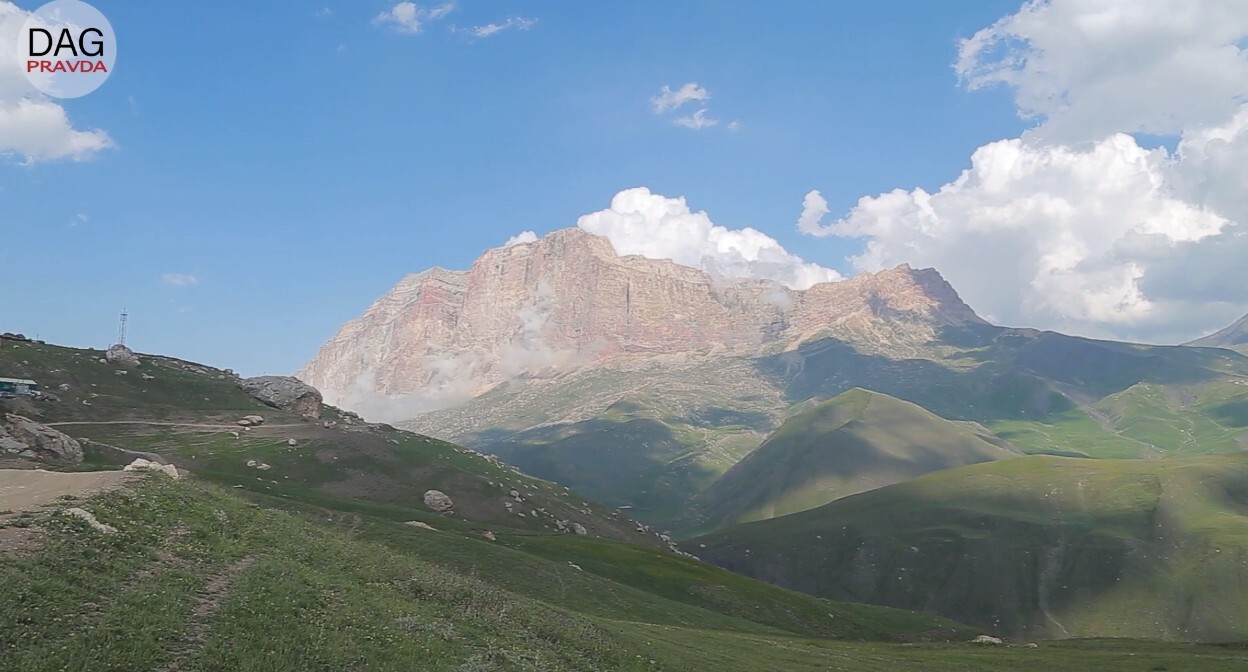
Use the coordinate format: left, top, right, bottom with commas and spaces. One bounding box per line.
298, 228, 984, 411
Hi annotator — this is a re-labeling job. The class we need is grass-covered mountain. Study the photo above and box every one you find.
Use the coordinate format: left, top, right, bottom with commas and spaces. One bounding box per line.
693, 453, 1248, 641
409, 324, 1248, 534
690, 388, 1020, 532
15, 339, 1243, 669
1189, 311, 1248, 353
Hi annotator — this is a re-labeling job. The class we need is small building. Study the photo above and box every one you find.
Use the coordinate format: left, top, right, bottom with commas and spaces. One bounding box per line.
0, 377, 39, 395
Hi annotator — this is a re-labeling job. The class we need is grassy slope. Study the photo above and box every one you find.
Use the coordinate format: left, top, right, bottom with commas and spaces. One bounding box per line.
5, 475, 1248, 671
766, 327, 1248, 460
405, 328, 1248, 540
691, 388, 1019, 533
694, 453, 1248, 641
0, 339, 658, 545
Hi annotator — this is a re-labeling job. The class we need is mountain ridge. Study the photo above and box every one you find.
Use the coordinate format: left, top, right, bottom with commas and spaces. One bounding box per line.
298, 228, 985, 420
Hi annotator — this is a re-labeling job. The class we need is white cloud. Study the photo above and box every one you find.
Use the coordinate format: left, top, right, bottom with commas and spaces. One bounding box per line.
727, 120, 743, 133
314, 7, 332, 18
673, 108, 718, 130
956, 0, 1248, 143
461, 16, 536, 39
373, 2, 455, 34
504, 230, 537, 247
651, 83, 710, 114
0, 99, 114, 163
162, 273, 199, 287
579, 187, 841, 290
0, 2, 113, 164
803, 0, 1248, 343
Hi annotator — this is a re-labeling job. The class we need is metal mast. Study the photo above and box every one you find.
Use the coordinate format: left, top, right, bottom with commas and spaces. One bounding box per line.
117, 310, 128, 346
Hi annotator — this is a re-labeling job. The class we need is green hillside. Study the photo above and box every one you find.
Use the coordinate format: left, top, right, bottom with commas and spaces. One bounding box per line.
0, 340, 670, 544
692, 388, 1019, 532
7, 473, 1248, 671
693, 453, 1248, 641
405, 326, 1248, 537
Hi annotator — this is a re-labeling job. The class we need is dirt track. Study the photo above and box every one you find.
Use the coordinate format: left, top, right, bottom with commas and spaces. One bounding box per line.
0, 469, 132, 516
44, 421, 304, 430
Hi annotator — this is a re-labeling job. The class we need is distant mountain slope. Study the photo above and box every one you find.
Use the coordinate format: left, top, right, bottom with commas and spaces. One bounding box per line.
693, 453, 1248, 641
1188, 312, 1248, 351
692, 389, 1020, 532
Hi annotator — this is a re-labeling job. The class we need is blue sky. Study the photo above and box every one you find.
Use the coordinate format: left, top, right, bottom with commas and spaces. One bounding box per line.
7, 0, 1244, 376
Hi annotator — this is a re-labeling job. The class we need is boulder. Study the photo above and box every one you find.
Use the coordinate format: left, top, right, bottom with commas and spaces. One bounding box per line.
970, 635, 1003, 645
239, 376, 323, 419
404, 521, 438, 531
123, 458, 181, 479
423, 489, 454, 513
1, 414, 83, 463
482, 530, 497, 541
105, 344, 141, 368
571, 522, 588, 536
237, 414, 265, 427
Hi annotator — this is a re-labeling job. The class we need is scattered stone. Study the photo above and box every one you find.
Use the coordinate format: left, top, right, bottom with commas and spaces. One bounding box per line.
482, 530, 497, 541
322, 420, 337, 429
236, 415, 265, 427
239, 376, 323, 418
423, 489, 454, 513
1024, 642, 1039, 649
141, 373, 154, 381
970, 635, 1003, 645
123, 458, 181, 479
57, 383, 71, 391
1, 414, 84, 463
404, 521, 438, 531
63, 507, 116, 534
571, 522, 588, 536
567, 562, 583, 571
245, 459, 272, 471
115, 369, 128, 376
105, 344, 141, 368
286, 438, 297, 446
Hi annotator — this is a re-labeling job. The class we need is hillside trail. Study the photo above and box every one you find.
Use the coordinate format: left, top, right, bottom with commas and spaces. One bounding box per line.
0, 468, 132, 515
45, 420, 306, 430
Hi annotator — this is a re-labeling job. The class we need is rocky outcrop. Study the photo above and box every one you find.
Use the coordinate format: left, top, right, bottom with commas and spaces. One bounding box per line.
423, 489, 454, 513
105, 344, 141, 368
299, 228, 984, 416
1, 414, 84, 463
240, 376, 323, 418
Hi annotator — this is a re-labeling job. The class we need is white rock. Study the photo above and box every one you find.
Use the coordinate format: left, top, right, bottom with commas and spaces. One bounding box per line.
970, 635, 1003, 645
63, 507, 116, 534
123, 457, 180, 479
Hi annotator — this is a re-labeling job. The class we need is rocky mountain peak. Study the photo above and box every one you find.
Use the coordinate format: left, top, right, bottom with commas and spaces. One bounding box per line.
298, 228, 985, 419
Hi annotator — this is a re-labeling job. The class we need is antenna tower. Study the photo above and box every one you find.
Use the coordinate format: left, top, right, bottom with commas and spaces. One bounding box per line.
117, 310, 128, 347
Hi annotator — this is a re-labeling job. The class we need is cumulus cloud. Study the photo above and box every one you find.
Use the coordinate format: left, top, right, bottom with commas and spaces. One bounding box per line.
460, 16, 536, 39
579, 187, 841, 290
504, 230, 537, 247
0, 2, 113, 164
956, 0, 1248, 143
673, 108, 718, 130
803, 0, 1248, 343
372, 1, 455, 34
162, 273, 199, 287
651, 83, 710, 114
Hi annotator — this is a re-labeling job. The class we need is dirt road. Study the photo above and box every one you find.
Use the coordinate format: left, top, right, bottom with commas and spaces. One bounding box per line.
0, 469, 132, 516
